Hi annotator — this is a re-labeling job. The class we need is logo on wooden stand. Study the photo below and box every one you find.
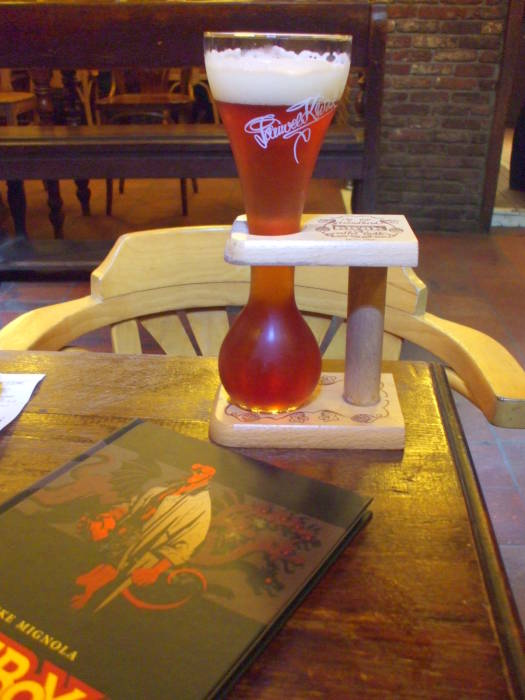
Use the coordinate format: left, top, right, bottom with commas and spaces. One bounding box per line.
312, 215, 405, 239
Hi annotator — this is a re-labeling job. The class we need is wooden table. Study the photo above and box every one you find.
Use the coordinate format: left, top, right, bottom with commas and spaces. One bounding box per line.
0, 1, 386, 274
0, 350, 524, 698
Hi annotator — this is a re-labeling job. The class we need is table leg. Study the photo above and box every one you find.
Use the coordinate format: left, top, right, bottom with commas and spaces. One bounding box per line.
75, 180, 91, 215
32, 69, 65, 238
344, 267, 387, 406
6, 180, 27, 237
45, 180, 64, 239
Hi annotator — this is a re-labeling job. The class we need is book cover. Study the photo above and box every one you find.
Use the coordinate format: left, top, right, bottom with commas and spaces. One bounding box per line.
0, 420, 371, 699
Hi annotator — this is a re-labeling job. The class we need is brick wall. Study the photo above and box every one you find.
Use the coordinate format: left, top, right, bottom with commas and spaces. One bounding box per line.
377, 0, 508, 233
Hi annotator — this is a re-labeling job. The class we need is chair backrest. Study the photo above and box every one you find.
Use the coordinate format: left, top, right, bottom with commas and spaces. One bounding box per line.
108, 68, 192, 96
3, 224, 524, 429
0, 225, 424, 359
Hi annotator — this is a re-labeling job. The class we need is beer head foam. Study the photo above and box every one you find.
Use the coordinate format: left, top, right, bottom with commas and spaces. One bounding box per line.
205, 45, 350, 105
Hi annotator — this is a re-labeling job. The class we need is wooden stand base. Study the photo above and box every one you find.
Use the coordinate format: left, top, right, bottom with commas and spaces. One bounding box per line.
209, 372, 405, 450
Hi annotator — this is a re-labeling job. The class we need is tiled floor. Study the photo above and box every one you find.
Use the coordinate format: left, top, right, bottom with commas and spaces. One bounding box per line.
1, 175, 525, 629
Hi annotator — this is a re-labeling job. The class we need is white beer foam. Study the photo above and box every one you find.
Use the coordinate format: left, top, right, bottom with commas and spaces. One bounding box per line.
205, 46, 350, 105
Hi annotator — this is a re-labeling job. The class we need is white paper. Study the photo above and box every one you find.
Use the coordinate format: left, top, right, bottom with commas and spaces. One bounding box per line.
0, 373, 45, 431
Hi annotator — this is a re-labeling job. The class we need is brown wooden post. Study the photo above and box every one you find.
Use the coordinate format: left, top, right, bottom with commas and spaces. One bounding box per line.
344, 267, 387, 405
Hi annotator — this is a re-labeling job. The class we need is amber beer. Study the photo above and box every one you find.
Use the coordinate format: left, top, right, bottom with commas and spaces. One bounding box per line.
217, 98, 339, 236
205, 33, 351, 412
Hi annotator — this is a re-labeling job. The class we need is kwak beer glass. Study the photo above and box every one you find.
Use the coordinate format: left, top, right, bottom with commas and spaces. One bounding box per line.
204, 32, 351, 412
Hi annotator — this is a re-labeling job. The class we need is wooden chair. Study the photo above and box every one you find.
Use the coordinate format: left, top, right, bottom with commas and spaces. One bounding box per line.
0, 69, 36, 127
0, 224, 524, 429
96, 68, 196, 217
0, 69, 36, 236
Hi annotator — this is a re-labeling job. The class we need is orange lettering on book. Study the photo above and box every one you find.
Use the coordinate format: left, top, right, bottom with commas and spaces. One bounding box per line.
0, 632, 103, 699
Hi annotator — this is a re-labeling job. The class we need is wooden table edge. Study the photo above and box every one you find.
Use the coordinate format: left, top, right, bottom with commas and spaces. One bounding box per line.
431, 363, 525, 699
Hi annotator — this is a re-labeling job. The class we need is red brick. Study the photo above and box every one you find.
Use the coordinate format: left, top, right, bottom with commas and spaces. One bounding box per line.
394, 19, 441, 33
377, 164, 405, 179
450, 91, 494, 104
377, 190, 402, 204
386, 62, 412, 75
432, 102, 492, 117
386, 103, 431, 116
387, 34, 413, 49
387, 5, 417, 19
443, 144, 486, 158
403, 191, 479, 206
440, 20, 484, 34
454, 63, 497, 77
442, 117, 484, 130
375, 0, 508, 232
459, 35, 501, 50
442, 170, 481, 184
411, 63, 454, 76
409, 90, 450, 103
478, 5, 508, 19
471, 131, 490, 144
466, 104, 494, 116
433, 49, 478, 62
400, 178, 465, 194
479, 49, 501, 63
435, 76, 479, 90
382, 116, 406, 129
440, 0, 485, 4
412, 35, 459, 49
418, 6, 469, 20
387, 48, 433, 62
383, 92, 409, 104
385, 75, 435, 90
481, 20, 505, 34
385, 127, 429, 142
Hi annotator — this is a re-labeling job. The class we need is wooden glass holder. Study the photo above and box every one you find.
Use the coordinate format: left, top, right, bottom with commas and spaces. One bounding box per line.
209, 214, 419, 450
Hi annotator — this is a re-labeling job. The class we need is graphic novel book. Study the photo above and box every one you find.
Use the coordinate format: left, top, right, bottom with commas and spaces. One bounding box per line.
0, 420, 371, 699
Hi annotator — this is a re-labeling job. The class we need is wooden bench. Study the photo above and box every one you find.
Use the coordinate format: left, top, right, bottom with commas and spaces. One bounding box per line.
0, 1, 386, 274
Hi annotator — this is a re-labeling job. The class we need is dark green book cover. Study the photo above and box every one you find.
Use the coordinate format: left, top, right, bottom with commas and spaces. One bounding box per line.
0, 420, 371, 699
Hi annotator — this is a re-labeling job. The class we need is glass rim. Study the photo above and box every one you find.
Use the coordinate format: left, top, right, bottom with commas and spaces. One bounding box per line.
203, 31, 352, 43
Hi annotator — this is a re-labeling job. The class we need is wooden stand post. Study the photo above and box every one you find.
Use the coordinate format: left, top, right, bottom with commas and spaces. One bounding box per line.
209, 214, 418, 450
344, 267, 387, 406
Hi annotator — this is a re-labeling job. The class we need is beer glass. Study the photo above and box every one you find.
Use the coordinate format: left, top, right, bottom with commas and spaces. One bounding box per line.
204, 32, 351, 412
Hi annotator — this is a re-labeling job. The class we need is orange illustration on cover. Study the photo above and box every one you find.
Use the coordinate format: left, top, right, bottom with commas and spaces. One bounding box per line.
72, 464, 216, 612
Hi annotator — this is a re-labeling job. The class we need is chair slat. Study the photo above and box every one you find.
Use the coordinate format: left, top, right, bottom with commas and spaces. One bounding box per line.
382, 332, 403, 360
141, 313, 196, 356
111, 319, 142, 354
188, 309, 230, 357
317, 319, 347, 359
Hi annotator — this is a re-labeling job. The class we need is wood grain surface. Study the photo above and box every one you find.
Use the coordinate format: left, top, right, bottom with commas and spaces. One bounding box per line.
0, 351, 523, 698
0, 1, 377, 70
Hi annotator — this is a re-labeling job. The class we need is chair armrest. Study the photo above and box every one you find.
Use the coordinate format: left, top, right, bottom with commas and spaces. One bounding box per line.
0, 297, 96, 351
386, 308, 525, 428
